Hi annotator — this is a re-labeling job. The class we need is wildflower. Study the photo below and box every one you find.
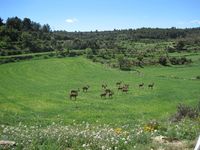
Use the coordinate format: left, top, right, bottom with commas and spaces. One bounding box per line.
114, 128, 122, 134
111, 137, 115, 141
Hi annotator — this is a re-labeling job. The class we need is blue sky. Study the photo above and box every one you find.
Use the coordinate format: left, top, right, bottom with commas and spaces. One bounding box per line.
1, 0, 200, 31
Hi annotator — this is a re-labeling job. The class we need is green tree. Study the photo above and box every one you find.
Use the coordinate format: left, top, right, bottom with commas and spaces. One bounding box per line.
6, 17, 22, 30
117, 54, 131, 71
22, 18, 32, 31
21, 32, 32, 49
86, 48, 94, 59
159, 56, 168, 66
176, 40, 186, 51
0, 17, 4, 26
31, 22, 41, 31
42, 24, 51, 32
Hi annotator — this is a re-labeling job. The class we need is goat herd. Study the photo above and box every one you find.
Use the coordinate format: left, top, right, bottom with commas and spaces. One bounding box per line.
69, 81, 155, 100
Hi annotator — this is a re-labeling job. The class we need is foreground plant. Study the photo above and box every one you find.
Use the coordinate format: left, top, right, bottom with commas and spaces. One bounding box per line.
0, 120, 199, 150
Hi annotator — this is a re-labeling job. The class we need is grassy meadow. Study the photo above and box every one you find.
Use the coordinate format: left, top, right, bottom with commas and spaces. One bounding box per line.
0, 54, 200, 149
0, 55, 200, 126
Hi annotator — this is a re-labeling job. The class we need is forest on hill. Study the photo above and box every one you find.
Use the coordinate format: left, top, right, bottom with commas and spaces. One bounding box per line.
0, 16, 200, 69
1, 17, 200, 149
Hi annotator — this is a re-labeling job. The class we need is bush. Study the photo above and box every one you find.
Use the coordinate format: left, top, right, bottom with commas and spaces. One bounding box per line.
176, 40, 187, 51
171, 103, 199, 122
86, 48, 94, 59
56, 50, 69, 57
117, 55, 132, 71
167, 46, 176, 53
158, 56, 168, 66
169, 57, 192, 65
68, 50, 84, 57
48, 53, 56, 57
43, 55, 49, 59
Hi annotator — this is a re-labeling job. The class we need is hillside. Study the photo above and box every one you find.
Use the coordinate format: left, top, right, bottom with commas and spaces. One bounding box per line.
0, 57, 200, 126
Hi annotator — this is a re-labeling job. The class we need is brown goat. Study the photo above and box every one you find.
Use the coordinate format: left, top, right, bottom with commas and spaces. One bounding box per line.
105, 88, 111, 94
108, 91, 114, 98
148, 83, 154, 89
70, 92, 78, 100
70, 88, 80, 94
118, 86, 123, 91
83, 85, 90, 92
102, 84, 107, 89
122, 87, 129, 93
139, 83, 144, 88
116, 81, 122, 86
100, 92, 107, 98
124, 84, 129, 88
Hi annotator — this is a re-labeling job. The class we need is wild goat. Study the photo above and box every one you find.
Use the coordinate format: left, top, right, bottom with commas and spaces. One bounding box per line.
139, 83, 144, 88
82, 85, 90, 92
70, 92, 78, 100
148, 83, 154, 89
105, 88, 112, 94
118, 86, 123, 91
70, 88, 80, 94
102, 84, 107, 89
116, 81, 122, 86
100, 92, 107, 98
124, 84, 129, 88
108, 91, 114, 98
122, 87, 129, 93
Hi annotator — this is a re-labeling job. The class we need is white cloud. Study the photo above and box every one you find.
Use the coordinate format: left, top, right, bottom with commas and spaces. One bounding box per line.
65, 18, 78, 24
190, 20, 200, 25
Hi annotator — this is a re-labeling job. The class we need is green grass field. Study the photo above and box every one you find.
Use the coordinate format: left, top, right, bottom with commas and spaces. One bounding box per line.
0, 56, 200, 126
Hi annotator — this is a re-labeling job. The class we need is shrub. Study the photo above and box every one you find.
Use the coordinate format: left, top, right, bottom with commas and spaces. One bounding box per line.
158, 56, 168, 66
48, 52, 56, 57
167, 46, 176, 53
117, 55, 132, 71
68, 50, 84, 57
171, 103, 199, 122
86, 48, 94, 59
169, 57, 192, 65
56, 50, 69, 57
43, 55, 49, 59
176, 40, 187, 51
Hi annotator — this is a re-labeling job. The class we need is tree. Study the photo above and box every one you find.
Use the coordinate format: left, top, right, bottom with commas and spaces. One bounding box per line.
117, 55, 131, 71
22, 18, 32, 31
42, 24, 51, 32
0, 17, 4, 26
86, 48, 94, 59
31, 22, 41, 31
21, 32, 32, 49
6, 17, 22, 30
159, 56, 168, 66
176, 40, 186, 51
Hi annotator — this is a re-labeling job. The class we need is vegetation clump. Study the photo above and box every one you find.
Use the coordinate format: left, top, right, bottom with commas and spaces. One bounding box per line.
169, 57, 192, 65
171, 102, 200, 122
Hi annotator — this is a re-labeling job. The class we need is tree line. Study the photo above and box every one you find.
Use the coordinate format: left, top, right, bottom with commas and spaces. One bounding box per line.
0, 16, 200, 69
